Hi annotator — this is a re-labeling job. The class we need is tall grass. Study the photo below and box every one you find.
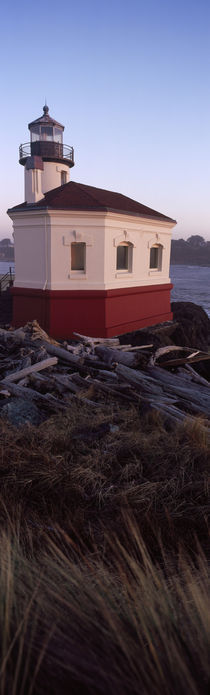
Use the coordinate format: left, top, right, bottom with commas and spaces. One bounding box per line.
0, 528, 209, 695
0, 401, 209, 693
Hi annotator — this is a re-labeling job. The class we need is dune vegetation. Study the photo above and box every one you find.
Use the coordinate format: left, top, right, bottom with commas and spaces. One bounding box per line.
0, 400, 209, 694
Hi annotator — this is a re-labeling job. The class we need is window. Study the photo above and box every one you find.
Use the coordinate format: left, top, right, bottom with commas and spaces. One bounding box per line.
71, 242, 86, 271
116, 242, 133, 272
31, 126, 40, 142
54, 127, 63, 143
149, 244, 163, 270
40, 126, 53, 141
61, 170, 67, 186
32, 169, 39, 193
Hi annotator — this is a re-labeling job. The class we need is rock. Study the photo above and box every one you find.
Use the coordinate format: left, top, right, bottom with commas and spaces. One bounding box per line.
1, 398, 42, 427
171, 302, 210, 351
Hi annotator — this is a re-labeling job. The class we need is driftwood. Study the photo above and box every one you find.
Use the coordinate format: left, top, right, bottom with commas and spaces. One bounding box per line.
43, 342, 84, 367
0, 320, 209, 428
73, 332, 120, 347
150, 345, 186, 366
159, 352, 210, 368
122, 344, 153, 351
4, 381, 68, 410
185, 365, 210, 388
95, 346, 141, 367
1, 357, 58, 383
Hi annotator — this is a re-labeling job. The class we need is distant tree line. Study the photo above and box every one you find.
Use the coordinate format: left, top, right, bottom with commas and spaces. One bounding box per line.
170, 235, 210, 266
0, 238, 14, 261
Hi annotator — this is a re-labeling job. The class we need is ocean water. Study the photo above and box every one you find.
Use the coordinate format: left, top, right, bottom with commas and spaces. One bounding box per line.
0, 261, 15, 276
170, 265, 210, 318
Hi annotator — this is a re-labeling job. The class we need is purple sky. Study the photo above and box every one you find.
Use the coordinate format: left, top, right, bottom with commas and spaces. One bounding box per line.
1, 0, 210, 240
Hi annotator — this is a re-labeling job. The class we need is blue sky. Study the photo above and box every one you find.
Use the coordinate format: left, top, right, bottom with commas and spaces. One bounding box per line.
1, 0, 210, 240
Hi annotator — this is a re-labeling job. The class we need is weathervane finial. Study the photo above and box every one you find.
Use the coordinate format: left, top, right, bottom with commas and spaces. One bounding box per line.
43, 100, 49, 115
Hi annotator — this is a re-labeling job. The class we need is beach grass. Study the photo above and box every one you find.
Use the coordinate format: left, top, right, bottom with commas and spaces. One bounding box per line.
0, 401, 209, 693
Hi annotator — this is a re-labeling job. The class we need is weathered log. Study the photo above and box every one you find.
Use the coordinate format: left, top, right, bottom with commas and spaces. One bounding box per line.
151, 402, 193, 423
29, 372, 81, 395
71, 374, 90, 388
123, 344, 153, 351
83, 356, 116, 371
149, 345, 186, 366
66, 344, 85, 355
22, 320, 59, 345
3, 381, 68, 410
0, 327, 25, 344
73, 332, 120, 347
115, 363, 164, 394
0, 389, 11, 398
148, 365, 208, 392
18, 378, 29, 387
159, 352, 210, 368
185, 365, 210, 388
1, 357, 58, 384
43, 342, 84, 367
95, 346, 141, 367
93, 369, 118, 381
161, 382, 210, 410
147, 367, 210, 413
52, 373, 81, 393
84, 377, 137, 402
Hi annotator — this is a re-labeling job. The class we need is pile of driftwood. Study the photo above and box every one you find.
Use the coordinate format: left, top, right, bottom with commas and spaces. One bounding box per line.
0, 320, 209, 429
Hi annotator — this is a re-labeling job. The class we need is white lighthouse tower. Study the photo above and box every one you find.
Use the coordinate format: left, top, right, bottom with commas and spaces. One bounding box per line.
8, 106, 176, 339
19, 104, 74, 204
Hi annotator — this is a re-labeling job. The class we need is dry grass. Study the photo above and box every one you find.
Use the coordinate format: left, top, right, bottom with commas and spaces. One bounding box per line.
0, 401, 209, 693
0, 529, 209, 695
0, 402, 209, 555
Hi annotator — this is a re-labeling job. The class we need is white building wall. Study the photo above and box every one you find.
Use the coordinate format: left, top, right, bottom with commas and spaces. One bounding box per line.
11, 212, 51, 289
41, 162, 70, 194
25, 169, 44, 204
24, 162, 70, 203
9, 209, 175, 291
49, 212, 106, 290
103, 213, 173, 289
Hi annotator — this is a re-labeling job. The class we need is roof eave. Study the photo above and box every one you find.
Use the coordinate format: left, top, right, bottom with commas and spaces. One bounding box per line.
7, 203, 176, 224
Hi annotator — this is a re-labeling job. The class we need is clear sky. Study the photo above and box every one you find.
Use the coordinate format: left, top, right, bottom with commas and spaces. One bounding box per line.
0, 0, 210, 240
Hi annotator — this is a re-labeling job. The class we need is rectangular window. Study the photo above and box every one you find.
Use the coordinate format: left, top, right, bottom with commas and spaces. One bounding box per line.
32, 169, 39, 193
150, 247, 159, 269
71, 242, 86, 271
117, 245, 129, 270
31, 126, 40, 142
41, 126, 53, 141
61, 171, 67, 185
54, 128, 63, 143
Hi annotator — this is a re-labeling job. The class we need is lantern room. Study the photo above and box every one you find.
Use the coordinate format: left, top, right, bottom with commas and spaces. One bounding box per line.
19, 105, 74, 203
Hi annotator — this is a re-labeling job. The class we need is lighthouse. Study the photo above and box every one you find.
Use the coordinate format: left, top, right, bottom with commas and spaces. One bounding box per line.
19, 104, 74, 203
8, 106, 176, 338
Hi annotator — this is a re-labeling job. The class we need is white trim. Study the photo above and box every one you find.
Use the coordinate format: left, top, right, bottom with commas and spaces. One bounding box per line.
148, 235, 165, 249
63, 230, 93, 246
113, 230, 136, 247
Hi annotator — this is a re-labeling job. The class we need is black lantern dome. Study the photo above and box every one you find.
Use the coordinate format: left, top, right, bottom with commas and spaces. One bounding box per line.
19, 105, 74, 168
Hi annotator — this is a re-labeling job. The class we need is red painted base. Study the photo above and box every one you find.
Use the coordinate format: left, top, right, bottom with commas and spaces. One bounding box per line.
11, 284, 173, 338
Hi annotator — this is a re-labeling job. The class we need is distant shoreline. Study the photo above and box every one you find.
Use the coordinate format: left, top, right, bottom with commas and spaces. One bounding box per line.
170, 261, 210, 267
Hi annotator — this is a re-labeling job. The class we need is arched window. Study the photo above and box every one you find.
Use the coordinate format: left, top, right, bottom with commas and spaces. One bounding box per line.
149, 244, 163, 270
71, 242, 86, 272
116, 242, 133, 272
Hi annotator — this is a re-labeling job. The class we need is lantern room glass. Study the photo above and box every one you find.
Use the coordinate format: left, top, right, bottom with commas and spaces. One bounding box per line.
54, 128, 63, 143
31, 126, 40, 142
30, 125, 63, 143
41, 126, 53, 141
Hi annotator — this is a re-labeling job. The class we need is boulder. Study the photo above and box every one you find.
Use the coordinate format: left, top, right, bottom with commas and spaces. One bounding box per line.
171, 302, 210, 351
